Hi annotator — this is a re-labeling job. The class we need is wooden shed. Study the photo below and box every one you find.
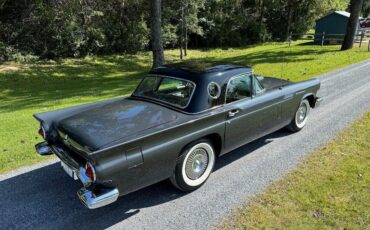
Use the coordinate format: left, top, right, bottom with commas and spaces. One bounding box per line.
314, 11, 356, 44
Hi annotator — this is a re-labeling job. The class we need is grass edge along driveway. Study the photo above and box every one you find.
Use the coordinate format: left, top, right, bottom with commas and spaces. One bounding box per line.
220, 111, 370, 230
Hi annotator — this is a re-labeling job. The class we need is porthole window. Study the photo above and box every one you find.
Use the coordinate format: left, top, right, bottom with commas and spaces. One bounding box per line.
208, 82, 221, 99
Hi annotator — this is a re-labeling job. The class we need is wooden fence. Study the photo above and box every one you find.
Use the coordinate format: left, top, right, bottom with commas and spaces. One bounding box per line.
288, 31, 370, 51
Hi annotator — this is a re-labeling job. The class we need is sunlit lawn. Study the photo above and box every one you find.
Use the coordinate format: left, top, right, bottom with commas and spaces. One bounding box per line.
221, 112, 370, 229
1, 41, 370, 173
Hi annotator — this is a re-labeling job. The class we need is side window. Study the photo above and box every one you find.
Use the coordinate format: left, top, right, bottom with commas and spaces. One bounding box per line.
226, 74, 252, 103
253, 75, 264, 95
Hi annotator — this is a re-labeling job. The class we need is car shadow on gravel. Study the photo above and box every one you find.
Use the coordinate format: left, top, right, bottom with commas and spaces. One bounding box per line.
0, 129, 292, 229
215, 129, 292, 170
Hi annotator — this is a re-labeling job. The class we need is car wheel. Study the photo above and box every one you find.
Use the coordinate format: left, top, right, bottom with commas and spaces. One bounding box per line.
287, 99, 310, 132
170, 139, 216, 192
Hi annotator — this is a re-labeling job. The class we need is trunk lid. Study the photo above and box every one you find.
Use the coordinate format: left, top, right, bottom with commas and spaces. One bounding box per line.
57, 98, 178, 151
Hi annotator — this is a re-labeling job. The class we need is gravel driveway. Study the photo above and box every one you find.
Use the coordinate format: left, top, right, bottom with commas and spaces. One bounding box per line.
1, 59, 370, 230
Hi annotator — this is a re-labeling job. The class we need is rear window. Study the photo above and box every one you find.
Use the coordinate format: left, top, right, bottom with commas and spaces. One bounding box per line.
133, 76, 195, 108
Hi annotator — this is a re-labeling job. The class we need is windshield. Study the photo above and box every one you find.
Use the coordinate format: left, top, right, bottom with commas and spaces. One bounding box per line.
133, 75, 195, 108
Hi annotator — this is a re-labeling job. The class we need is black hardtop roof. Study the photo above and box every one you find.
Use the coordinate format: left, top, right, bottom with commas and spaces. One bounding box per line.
136, 63, 254, 113
149, 63, 253, 84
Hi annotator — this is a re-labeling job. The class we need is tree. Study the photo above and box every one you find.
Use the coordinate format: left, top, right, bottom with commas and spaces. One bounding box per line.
150, 0, 165, 68
258, 0, 265, 29
161, 0, 204, 59
181, 0, 205, 57
362, 0, 370, 17
341, 0, 364, 50
0, 0, 357, 60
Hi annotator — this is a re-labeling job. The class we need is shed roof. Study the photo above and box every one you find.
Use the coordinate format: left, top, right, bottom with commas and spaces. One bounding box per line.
316, 11, 350, 22
335, 11, 350, 17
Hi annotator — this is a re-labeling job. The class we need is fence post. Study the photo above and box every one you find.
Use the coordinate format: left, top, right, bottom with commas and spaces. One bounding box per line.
288, 32, 292, 47
368, 38, 370, 52
321, 32, 325, 47
359, 31, 364, 48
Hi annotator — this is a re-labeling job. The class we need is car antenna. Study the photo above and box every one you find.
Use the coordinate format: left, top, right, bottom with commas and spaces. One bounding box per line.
280, 33, 292, 80
280, 51, 285, 79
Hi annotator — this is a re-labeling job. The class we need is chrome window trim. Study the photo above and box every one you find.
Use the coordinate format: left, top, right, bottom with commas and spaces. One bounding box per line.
224, 71, 253, 105
132, 74, 196, 109
252, 74, 266, 96
207, 81, 221, 99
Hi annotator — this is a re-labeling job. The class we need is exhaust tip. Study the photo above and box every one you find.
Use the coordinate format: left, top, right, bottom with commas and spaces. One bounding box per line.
35, 142, 53, 156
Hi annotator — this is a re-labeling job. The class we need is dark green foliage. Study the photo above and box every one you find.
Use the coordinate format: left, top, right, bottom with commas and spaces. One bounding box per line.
0, 0, 350, 60
162, 0, 205, 48
363, 0, 370, 17
199, 0, 266, 47
0, 42, 39, 63
265, 0, 349, 41
0, 0, 150, 59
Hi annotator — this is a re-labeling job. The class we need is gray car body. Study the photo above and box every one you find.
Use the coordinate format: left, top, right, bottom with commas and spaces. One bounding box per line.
34, 64, 320, 196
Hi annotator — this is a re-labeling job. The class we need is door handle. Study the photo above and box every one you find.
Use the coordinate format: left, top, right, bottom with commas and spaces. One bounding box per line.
228, 109, 240, 118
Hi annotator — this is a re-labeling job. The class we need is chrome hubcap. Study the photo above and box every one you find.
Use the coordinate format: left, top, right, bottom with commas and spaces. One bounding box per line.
185, 148, 209, 180
296, 104, 307, 124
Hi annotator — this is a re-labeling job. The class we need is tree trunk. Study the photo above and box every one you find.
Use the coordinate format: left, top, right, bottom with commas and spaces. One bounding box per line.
184, 26, 187, 56
180, 5, 184, 60
179, 28, 183, 60
150, 0, 165, 68
180, 42, 183, 60
259, 0, 264, 28
341, 0, 364, 50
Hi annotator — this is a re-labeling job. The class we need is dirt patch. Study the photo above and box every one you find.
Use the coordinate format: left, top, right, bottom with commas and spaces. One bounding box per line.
0, 64, 28, 73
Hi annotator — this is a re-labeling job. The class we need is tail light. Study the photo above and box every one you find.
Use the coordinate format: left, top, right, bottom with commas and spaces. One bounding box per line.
85, 162, 96, 182
38, 126, 46, 139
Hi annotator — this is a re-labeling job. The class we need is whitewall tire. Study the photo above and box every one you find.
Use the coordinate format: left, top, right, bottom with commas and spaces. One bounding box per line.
170, 140, 216, 191
287, 99, 310, 132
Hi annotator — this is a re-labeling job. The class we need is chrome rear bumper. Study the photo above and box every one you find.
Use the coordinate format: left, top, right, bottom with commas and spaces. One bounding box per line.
36, 141, 120, 209
77, 187, 119, 209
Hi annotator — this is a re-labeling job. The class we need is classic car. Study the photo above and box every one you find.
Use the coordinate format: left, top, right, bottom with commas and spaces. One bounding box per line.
34, 64, 322, 209
360, 18, 370, 28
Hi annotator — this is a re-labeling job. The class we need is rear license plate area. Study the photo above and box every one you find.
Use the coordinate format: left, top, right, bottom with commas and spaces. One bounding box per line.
61, 161, 78, 180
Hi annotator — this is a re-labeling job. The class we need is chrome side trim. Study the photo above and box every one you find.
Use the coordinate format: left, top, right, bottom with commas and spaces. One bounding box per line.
77, 187, 119, 209
295, 90, 306, 95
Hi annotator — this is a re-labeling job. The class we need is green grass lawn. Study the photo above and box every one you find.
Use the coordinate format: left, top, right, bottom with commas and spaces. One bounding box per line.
221, 112, 370, 229
1, 41, 370, 173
